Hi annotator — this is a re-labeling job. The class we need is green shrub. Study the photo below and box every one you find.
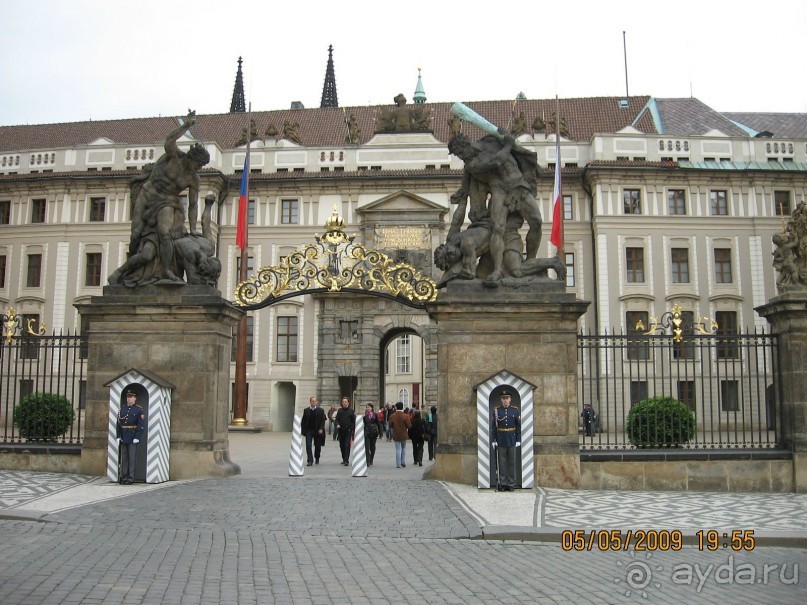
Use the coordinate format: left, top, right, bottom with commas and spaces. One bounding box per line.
13, 392, 75, 442
626, 396, 695, 448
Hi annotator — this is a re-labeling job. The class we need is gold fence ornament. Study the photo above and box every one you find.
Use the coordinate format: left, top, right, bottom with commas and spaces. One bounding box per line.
642, 303, 717, 343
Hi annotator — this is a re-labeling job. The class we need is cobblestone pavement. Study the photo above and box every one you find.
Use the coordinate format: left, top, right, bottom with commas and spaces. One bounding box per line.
0, 433, 805, 603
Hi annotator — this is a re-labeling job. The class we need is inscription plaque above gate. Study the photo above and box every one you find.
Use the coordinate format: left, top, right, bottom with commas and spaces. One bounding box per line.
233, 209, 438, 310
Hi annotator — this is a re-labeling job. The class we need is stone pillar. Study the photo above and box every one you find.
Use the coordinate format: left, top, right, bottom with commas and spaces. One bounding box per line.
424, 281, 589, 488
756, 293, 807, 492
76, 285, 244, 479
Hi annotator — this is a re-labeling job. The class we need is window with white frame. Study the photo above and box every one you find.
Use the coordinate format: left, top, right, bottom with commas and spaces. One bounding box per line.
396, 334, 411, 374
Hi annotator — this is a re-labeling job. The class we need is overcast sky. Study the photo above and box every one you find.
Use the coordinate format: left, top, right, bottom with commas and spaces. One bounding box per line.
2, 0, 805, 126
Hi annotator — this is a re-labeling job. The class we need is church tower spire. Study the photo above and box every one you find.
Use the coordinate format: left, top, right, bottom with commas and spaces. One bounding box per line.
413, 67, 427, 104
230, 57, 246, 113
320, 45, 339, 108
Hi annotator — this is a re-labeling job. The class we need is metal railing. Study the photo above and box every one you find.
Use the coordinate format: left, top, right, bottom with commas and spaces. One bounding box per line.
577, 329, 781, 450
0, 331, 87, 445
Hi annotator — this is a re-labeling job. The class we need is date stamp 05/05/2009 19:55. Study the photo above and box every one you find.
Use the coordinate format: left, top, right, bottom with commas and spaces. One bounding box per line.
560, 529, 757, 552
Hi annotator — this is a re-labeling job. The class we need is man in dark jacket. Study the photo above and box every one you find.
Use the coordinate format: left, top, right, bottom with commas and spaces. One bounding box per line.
492, 390, 520, 491
116, 390, 145, 484
335, 396, 356, 466
301, 395, 327, 465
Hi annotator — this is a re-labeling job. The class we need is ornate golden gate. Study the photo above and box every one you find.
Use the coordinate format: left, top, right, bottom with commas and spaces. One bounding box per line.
233, 210, 439, 310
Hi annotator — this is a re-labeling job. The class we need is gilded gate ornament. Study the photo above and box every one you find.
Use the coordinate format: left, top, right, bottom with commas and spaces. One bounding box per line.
639, 303, 717, 343
234, 209, 438, 309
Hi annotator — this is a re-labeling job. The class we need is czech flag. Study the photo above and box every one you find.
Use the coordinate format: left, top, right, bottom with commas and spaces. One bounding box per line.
549, 155, 563, 249
236, 153, 249, 250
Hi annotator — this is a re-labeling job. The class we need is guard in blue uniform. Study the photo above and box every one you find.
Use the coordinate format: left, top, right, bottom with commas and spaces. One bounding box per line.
116, 390, 145, 484
492, 389, 521, 491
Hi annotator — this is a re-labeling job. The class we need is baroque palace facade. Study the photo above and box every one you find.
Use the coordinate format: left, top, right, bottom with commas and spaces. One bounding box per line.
1, 73, 806, 430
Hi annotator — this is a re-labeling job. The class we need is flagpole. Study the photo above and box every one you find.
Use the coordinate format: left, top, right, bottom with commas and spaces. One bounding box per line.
549, 95, 565, 261
555, 94, 564, 258
233, 103, 252, 426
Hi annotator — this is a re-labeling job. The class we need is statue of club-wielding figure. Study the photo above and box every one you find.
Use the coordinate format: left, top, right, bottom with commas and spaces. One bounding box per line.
109, 111, 211, 287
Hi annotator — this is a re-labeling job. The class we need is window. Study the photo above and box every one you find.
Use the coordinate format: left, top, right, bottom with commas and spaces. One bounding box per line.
565, 252, 575, 287
774, 191, 791, 216
235, 255, 254, 277
26, 253, 42, 287
276, 316, 298, 362
396, 334, 412, 374
340, 320, 359, 341
626, 311, 649, 360
667, 189, 686, 215
714, 249, 732, 284
630, 381, 648, 405
0, 255, 5, 288
246, 199, 256, 225
85, 252, 102, 287
89, 197, 106, 222
281, 199, 299, 224
0, 201, 10, 225
625, 247, 644, 283
715, 311, 739, 359
398, 388, 410, 406
677, 380, 696, 412
231, 315, 254, 362
720, 380, 740, 412
672, 311, 695, 360
623, 189, 641, 214
671, 248, 689, 283
31, 199, 46, 223
710, 190, 728, 216
19, 379, 34, 402
563, 194, 573, 220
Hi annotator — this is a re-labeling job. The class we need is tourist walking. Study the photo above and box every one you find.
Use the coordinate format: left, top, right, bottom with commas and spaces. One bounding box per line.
301, 395, 326, 466
335, 396, 356, 466
409, 410, 426, 466
425, 405, 438, 460
327, 403, 339, 439
389, 402, 411, 468
362, 404, 383, 466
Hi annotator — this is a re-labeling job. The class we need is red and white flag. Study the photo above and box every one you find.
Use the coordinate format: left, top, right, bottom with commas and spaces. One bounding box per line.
549, 149, 563, 250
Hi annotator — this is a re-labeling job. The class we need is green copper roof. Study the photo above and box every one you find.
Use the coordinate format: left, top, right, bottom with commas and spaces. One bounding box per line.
679, 160, 807, 171
413, 69, 426, 104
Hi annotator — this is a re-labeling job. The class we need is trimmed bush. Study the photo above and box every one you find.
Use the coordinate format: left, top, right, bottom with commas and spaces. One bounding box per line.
626, 396, 695, 448
13, 392, 75, 442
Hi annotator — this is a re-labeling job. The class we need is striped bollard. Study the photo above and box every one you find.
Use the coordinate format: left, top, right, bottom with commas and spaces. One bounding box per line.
350, 422, 367, 477
289, 414, 304, 476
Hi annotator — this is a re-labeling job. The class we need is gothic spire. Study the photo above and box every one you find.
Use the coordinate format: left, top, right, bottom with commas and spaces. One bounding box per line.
230, 57, 246, 113
413, 68, 426, 104
320, 45, 339, 108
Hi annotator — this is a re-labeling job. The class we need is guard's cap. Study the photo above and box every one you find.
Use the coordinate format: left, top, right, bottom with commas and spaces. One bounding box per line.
500, 389, 512, 397
126, 390, 136, 397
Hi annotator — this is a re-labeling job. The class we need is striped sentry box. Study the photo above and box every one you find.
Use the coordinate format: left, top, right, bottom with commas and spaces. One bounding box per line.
106, 369, 172, 484
476, 370, 535, 489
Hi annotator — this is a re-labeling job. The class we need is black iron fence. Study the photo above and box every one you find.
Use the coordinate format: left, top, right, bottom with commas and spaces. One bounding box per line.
577, 329, 781, 450
0, 330, 86, 445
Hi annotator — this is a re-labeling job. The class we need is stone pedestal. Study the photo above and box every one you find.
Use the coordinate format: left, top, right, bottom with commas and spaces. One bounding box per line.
756, 293, 807, 492
76, 285, 244, 479
423, 280, 589, 488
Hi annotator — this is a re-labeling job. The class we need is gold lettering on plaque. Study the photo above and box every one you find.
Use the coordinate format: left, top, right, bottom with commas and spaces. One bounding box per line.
375, 226, 429, 249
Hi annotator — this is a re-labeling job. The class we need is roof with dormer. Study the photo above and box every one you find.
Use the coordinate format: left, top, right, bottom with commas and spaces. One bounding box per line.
0, 96, 663, 153
5, 96, 803, 155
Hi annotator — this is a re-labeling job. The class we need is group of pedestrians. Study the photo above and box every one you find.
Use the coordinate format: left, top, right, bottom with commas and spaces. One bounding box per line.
301, 395, 438, 468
